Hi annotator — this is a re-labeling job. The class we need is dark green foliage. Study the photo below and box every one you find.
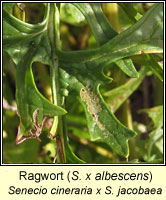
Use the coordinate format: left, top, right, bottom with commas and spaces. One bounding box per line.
3, 3, 163, 164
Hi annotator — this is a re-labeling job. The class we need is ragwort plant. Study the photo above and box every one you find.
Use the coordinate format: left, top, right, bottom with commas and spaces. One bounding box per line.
3, 3, 163, 163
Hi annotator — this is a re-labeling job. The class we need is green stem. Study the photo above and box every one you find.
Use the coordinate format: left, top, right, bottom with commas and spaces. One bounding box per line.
48, 3, 66, 163
48, 3, 58, 137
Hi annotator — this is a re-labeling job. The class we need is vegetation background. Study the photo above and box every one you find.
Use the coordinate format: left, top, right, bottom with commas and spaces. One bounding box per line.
3, 3, 163, 164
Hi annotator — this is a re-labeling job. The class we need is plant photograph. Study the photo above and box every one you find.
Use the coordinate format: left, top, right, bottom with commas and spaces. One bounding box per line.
3, 2, 163, 164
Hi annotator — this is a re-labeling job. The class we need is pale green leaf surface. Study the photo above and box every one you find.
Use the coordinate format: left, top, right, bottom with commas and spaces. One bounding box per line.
139, 105, 163, 129
60, 3, 86, 26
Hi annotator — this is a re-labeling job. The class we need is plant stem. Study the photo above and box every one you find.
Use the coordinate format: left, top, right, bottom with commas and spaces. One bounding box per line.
48, 3, 66, 163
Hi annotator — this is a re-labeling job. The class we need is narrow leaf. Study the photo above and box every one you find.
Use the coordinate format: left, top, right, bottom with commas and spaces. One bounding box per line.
115, 58, 138, 78
144, 54, 163, 81
118, 3, 138, 24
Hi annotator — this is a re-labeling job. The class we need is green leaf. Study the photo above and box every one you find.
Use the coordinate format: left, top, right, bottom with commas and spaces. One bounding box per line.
73, 3, 138, 78
118, 3, 138, 24
135, 124, 163, 162
3, 4, 67, 141
3, 3, 163, 161
58, 67, 136, 157
3, 5, 50, 63
79, 85, 136, 157
144, 54, 163, 81
139, 106, 163, 129
57, 3, 163, 64
115, 58, 138, 78
149, 128, 163, 152
73, 3, 117, 45
62, 117, 86, 163
16, 44, 67, 139
56, 3, 163, 157
134, 105, 163, 161
60, 3, 86, 26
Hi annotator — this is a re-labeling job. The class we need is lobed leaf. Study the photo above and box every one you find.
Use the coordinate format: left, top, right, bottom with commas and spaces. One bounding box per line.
3, 3, 163, 159
3, 4, 67, 141
73, 3, 138, 78
57, 3, 163, 157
